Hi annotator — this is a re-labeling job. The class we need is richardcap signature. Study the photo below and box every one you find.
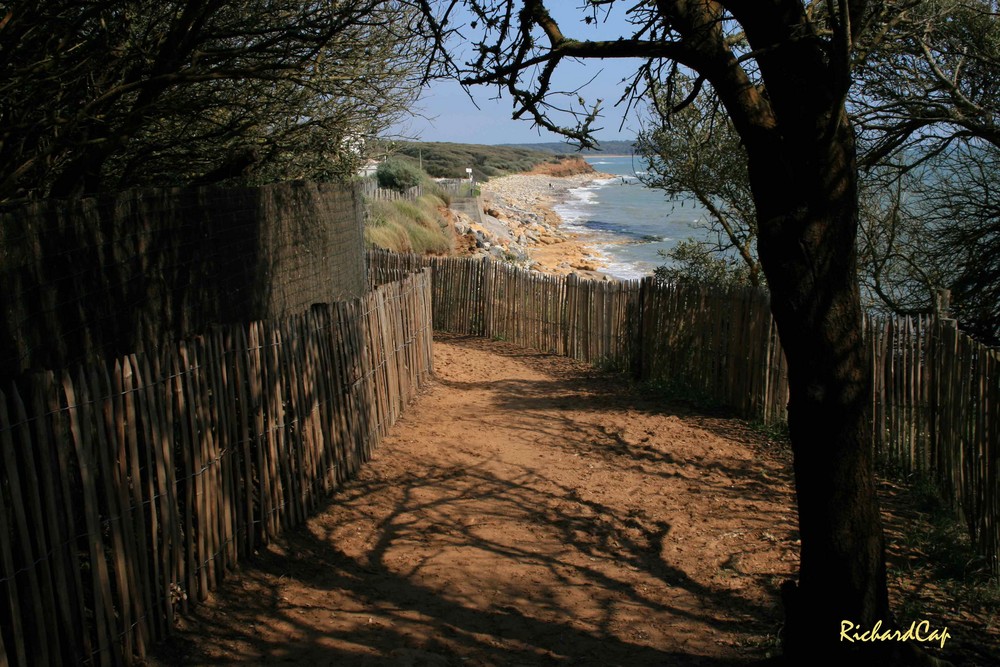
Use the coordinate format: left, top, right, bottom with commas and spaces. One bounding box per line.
840, 620, 951, 649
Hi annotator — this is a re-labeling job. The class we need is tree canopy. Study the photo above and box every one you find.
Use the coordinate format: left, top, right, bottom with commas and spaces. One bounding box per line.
0, 0, 428, 202
634, 0, 1000, 343
854, 0, 1000, 342
635, 77, 761, 288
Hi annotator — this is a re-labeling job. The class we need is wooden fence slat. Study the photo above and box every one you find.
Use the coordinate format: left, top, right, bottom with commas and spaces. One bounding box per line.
167, 346, 194, 613
0, 390, 31, 667
307, 307, 339, 494
229, 327, 256, 556
138, 352, 179, 629
90, 364, 136, 661
6, 385, 57, 664
247, 323, 276, 541
207, 330, 238, 570
31, 372, 89, 660
64, 370, 118, 666
280, 315, 310, 519
269, 322, 294, 531
119, 358, 155, 654
328, 303, 354, 486
129, 356, 167, 639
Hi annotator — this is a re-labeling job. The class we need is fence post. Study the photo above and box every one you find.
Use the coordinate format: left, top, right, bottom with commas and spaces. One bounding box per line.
934, 287, 952, 321
929, 288, 956, 493
633, 277, 650, 380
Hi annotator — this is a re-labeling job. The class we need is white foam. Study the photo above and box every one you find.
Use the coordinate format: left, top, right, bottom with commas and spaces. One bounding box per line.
554, 181, 606, 228
599, 255, 655, 281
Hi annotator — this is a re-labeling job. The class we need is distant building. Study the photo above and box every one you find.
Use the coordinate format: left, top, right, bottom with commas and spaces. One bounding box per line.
357, 159, 380, 178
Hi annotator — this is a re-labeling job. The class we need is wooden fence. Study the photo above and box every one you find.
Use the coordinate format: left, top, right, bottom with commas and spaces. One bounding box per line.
0, 269, 433, 666
368, 250, 999, 570
355, 177, 477, 206
368, 250, 789, 422
355, 177, 423, 202
867, 314, 1000, 565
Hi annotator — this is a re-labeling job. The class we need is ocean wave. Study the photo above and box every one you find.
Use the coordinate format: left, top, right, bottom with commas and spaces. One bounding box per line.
547, 155, 707, 280
595, 254, 655, 280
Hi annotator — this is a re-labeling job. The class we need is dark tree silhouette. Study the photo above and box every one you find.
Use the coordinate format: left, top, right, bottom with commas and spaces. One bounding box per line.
0, 0, 428, 201
418, 1, 954, 664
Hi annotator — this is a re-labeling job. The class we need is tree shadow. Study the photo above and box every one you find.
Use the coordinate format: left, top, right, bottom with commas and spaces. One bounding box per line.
151, 333, 796, 666
154, 465, 781, 665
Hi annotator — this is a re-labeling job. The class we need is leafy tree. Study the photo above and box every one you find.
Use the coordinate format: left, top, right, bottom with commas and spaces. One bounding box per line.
0, 0, 428, 202
853, 0, 1000, 165
638, 1, 1000, 344
852, 0, 1000, 342
653, 239, 756, 288
874, 141, 1000, 343
636, 82, 944, 315
854, 162, 941, 315
420, 1, 953, 663
636, 79, 762, 287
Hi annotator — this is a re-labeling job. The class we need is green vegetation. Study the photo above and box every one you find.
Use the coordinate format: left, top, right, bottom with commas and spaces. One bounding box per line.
362, 139, 596, 257
364, 194, 453, 255
903, 478, 995, 584
392, 141, 567, 181
654, 240, 757, 289
0, 1, 427, 201
885, 475, 1000, 663
376, 159, 424, 192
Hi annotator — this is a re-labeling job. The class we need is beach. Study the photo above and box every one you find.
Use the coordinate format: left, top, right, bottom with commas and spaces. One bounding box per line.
453, 171, 615, 279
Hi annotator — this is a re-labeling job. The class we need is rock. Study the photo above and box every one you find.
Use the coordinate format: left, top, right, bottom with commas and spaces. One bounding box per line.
507, 244, 528, 261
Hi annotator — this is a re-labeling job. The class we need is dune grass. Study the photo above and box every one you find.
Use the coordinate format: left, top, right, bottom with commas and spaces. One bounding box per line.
364, 193, 454, 255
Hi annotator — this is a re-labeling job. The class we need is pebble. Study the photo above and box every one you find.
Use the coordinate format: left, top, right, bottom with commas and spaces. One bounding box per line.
449, 172, 611, 271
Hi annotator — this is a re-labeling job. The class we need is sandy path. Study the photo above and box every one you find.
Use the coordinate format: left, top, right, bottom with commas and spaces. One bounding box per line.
152, 333, 802, 666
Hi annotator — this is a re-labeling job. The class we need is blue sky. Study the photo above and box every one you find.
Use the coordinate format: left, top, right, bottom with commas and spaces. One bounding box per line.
395, 4, 651, 146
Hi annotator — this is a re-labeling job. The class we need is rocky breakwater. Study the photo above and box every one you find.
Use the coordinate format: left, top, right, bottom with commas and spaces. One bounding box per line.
451, 171, 614, 278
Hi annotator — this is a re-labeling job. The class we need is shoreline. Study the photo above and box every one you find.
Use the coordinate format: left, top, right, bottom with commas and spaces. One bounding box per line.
456, 171, 617, 280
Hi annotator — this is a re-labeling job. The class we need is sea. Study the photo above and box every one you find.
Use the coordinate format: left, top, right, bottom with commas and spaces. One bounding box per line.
553, 155, 709, 280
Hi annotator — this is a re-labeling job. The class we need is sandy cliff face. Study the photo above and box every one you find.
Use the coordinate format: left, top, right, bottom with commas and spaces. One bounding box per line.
525, 156, 596, 178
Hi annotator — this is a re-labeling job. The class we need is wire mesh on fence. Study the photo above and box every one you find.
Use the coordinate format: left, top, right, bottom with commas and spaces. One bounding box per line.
0, 182, 367, 381
0, 270, 433, 666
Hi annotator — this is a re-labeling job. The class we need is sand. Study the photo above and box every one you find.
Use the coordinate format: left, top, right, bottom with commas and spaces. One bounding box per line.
151, 334, 799, 665
148, 334, 991, 666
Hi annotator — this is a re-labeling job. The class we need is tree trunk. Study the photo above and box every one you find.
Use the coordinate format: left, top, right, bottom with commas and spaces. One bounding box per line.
749, 108, 904, 662
763, 212, 892, 662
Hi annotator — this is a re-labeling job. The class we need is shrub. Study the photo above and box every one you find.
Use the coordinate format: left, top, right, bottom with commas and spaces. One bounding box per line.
376, 158, 422, 192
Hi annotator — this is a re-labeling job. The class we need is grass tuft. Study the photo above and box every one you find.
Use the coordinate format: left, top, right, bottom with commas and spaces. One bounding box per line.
364, 194, 454, 255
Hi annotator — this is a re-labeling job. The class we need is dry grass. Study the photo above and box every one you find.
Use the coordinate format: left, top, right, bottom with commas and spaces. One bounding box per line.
364, 194, 454, 255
